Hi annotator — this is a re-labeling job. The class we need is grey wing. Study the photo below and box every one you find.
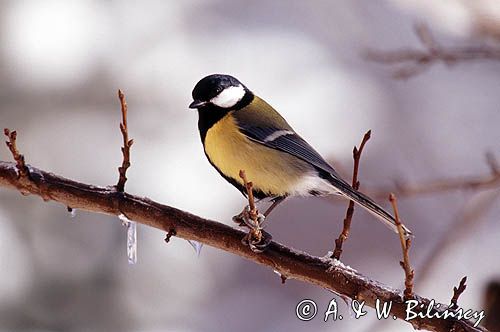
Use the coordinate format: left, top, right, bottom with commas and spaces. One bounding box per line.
236, 123, 413, 237
236, 124, 341, 178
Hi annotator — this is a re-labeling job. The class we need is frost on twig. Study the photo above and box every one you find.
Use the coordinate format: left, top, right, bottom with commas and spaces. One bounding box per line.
321, 251, 358, 273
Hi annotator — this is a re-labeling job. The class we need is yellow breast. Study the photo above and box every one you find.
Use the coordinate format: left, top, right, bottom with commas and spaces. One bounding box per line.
204, 113, 309, 196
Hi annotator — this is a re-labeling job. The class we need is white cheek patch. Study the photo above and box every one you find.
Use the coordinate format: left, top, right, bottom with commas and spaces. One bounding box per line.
210, 85, 245, 108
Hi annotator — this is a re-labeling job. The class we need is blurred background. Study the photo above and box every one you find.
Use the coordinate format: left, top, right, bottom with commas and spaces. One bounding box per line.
1, 0, 499, 331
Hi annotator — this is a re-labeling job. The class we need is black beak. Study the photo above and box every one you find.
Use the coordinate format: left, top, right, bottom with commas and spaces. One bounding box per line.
189, 100, 207, 109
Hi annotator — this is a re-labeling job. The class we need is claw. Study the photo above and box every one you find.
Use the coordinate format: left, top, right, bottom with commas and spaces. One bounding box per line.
256, 213, 266, 226
242, 229, 272, 253
249, 242, 266, 253
233, 206, 267, 228
251, 230, 272, 252
232, 213, 246, 227
232, 205, 248, 226
234, 205, 272, 253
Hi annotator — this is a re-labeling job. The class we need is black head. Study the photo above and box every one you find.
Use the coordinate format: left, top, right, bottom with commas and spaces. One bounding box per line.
189, 74, 252, 110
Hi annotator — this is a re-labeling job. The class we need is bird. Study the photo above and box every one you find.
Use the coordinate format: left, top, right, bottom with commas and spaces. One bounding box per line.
189, 74, 412, 249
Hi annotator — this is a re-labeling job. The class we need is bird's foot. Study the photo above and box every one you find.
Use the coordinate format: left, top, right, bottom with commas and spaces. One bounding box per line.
232, 206, 251, 227
232, 205, 266, 228
233, 205, 270, 252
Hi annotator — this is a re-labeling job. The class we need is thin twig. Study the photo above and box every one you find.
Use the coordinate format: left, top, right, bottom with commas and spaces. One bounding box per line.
239, 169, 262, 242
486, 152, 500, 176
450, 276, 468, 309
415, 189, 500, 285
365, 23, 500, 79
369, 173, 500, 199
332, 130, 371, 259
367, 154, 500, 199
239, 170, 257, 218
389, 193, 414, 300
3, 129, 27, 177
116, 89, 134, 192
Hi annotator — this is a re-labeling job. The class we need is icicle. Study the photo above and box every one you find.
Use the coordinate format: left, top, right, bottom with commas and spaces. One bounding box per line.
126, 221, 137, 264
187, 240, 203, 257
118, 213, 137, 264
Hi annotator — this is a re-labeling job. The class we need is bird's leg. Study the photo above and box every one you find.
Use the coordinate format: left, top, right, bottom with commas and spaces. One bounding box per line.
242, 229, 272, 253
232, 206, 266, 230
232, 205, 257, 228
246, 197, 286, 251
232, 207, 271, 252
234, 197, 286, 253
251, 196, 286, 228
234, 196, 286, 227
264, 196, 287, 217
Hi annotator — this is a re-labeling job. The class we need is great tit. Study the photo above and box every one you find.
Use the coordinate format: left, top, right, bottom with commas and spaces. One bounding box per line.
189, 74, 412, 239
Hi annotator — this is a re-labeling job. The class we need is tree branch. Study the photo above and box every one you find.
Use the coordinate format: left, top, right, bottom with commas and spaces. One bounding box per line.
365, 23, 500, 79
360, 152, 500, 201
0, 161, 487, 332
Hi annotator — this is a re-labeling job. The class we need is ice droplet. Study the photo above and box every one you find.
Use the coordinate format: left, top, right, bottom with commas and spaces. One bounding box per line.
67, 207, 77, 218
118, 213, 137, 264
188, 240, 203, 257
340, 295, 356, 319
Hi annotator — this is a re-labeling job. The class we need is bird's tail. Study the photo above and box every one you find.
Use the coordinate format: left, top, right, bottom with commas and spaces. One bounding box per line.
326, 174, 413, 238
